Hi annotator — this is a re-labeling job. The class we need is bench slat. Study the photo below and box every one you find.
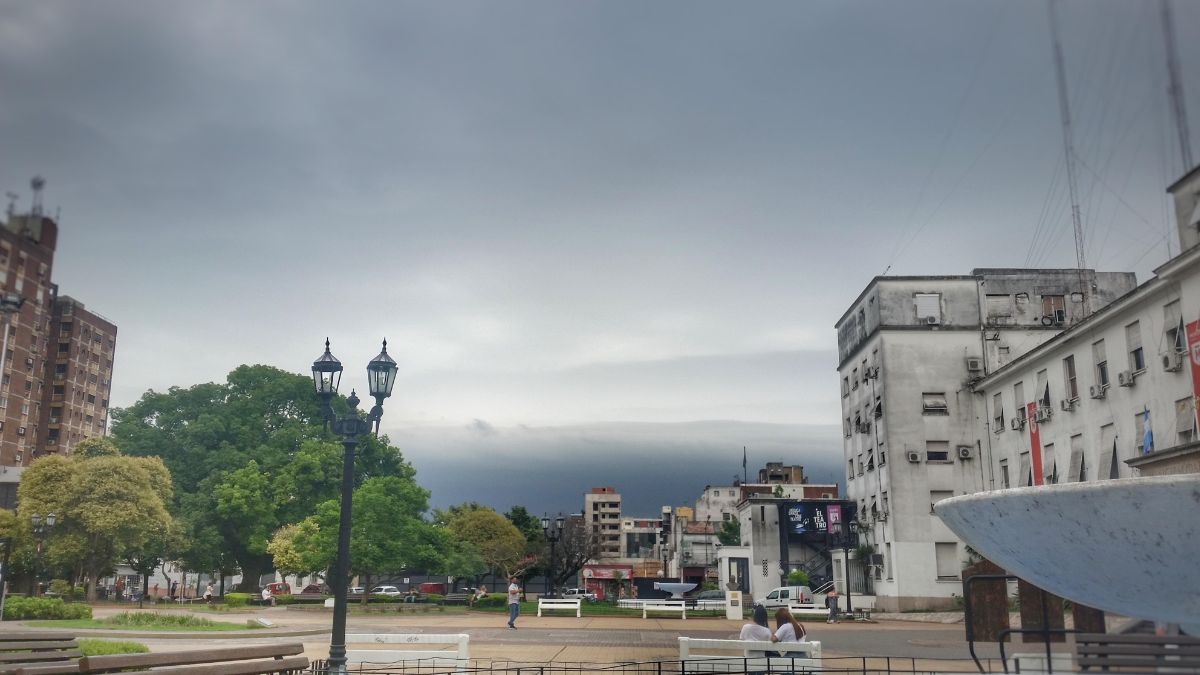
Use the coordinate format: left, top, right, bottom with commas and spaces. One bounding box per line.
1077, 655, 1200, 668
13, 663, 82, 675
0, 653, 81, 666
116, 657, 310, 675
79, 645, 303, 674
0, 644, 79, 653
1077, 633, 1200, 646
0, 635, 81, 644
1078, 643, 1200, 657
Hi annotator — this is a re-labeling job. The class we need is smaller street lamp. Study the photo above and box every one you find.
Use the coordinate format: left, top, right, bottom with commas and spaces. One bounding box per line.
541, 514, 565, 597
829, 519, 859, 617
30, 512, 57, 597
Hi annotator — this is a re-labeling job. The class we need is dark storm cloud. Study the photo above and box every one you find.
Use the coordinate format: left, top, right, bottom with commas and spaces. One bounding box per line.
395, 420, 842, 516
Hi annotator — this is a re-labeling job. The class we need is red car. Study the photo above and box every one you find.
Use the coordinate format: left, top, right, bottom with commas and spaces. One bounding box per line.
264, 582, 291, 595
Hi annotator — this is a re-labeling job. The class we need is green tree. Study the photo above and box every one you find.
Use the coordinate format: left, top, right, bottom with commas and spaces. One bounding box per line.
111, 365, 421, 591
17, 450, 174, 600
290, 476, 442, 604
718, 519, 741, 546
446, 507, 527, 578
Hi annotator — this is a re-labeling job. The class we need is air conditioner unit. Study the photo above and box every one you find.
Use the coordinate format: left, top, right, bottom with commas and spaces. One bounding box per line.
1060, 398, 1075, 412
876, 511, 888, 522
1117, 370, 1134, 387
1010, 417, 1025, 431
1163, 352, 1184, 372
1089, 384, 1107, 400
857, 421, 871, 434
925, 315, 940, 325
965, 357, 983, 372
906, 450, 921, 463
1034, 407, 1052, 423
957, 446, 973, 460
869, 553, 885, 566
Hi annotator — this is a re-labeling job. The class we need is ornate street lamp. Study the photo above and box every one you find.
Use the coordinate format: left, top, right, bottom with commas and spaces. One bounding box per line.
541, 514, 565, 597
30, 512, 57, 597
311, 339, 397, 674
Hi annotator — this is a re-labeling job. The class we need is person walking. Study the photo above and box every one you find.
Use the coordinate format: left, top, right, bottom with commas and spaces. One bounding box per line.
771, 607, 808, 643
506, 576, 521, 629
825, 589, 839, 624
204, 583, 214, 605
739, 604, 774, 657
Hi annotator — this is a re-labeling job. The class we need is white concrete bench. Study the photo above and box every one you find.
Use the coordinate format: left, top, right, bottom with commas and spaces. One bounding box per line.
346, 633, 469, 672
642, 600, 687, 619
678, 637, 822, 673
536, 597, 582, 617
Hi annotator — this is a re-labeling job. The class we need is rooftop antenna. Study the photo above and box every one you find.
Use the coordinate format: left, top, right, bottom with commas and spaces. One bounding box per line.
30, 175, 45, 217
1047, 0, 1090, 315
1160, 0, 1193, 173
4, 192, 16, 219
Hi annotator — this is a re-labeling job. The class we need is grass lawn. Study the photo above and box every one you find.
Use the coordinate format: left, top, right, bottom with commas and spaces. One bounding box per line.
471, 602, 736, 618
27, 612, 263, 631
78, 639, 150, 656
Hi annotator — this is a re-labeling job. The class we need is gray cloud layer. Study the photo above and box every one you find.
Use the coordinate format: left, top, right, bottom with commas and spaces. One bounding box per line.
1, 1, 1196, 511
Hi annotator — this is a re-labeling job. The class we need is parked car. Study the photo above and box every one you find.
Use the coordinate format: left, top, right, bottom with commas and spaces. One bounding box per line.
349, 586, 365, 595
561, 588, 598, 602
371, 585, 402, 596
758, 585, 814, 608
418, 582, 446, 594
300, 583, 327, 595
264, 582, 290, 596
691, 589, 727, 609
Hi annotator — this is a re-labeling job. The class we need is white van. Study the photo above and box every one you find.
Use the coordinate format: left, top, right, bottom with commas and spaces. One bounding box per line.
758, 586, 814, 608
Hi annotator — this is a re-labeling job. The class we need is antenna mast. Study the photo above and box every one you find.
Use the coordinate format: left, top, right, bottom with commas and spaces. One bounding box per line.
30, 176, 45, 217
1160, 0, 1194, 172
1047, 0, 1089, 314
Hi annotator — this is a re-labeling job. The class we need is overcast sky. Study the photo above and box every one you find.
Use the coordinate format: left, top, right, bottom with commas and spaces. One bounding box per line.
1, 1, 1197, 515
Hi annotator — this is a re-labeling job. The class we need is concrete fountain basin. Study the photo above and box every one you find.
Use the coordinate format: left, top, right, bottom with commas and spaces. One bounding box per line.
934, 474, 1200, 626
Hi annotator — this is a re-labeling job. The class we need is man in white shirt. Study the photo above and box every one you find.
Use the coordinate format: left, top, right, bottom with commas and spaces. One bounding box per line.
506, 576, 521, 629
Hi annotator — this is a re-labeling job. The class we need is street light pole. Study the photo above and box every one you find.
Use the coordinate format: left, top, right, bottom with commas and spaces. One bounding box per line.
541, 514, 564, 597
30, 512, 57, 597
311, 339, 398, 675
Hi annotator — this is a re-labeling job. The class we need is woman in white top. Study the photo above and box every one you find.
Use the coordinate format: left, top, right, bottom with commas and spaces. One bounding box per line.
771, 607, 808, 644
739, 605, 773, 656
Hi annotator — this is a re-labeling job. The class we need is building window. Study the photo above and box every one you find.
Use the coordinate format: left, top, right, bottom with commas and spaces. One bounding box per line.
999, 459, 1010, 489
1044, 442, 1057, 484
1018, 451, 1032, 486
922, 392, 948, 415
847, 459, 854, 479
1092, 340, 1108, 388
1125, 321, 1144, 372
992, 392, 1004, 429
842, 377, 849, 398
1063, 355, 1078, 400
1165, 300, 1185, 354
926, 440, 950, 462
1041, 295, 1066, 323
915, 293, 941, 323
935, 542, 960, 580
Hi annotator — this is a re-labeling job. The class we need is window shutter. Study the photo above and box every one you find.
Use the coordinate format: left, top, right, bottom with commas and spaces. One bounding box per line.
915, 294, 941, 322
1018, 452, 1031, 487
1097, 425, 1116, 481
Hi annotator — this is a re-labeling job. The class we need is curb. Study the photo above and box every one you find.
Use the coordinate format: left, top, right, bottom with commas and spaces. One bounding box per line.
13, 624, 331, 639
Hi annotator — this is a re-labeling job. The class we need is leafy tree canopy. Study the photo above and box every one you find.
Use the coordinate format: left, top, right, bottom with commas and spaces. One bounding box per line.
111, 364, 421, 589
445, 506, 527, 578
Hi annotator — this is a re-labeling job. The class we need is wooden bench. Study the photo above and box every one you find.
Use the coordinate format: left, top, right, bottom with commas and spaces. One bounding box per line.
13, 644, 307, 675
441, 593, 470, 605
642, 600, 687, 619
346, 634, 469, 672
537, 598, 581, 617
0, 633, 82, 675
1075, 632, 1200, 671
678, 637, 822, 673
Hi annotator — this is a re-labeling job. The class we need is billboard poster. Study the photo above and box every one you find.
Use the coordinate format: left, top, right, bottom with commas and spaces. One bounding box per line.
784, 501, 856, 540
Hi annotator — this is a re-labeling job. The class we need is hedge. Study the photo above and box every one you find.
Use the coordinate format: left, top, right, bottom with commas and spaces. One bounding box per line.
224, 592, 251, 608
2, 597, 93, 620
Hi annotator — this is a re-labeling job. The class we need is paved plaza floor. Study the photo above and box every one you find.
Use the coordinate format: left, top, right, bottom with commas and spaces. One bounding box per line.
44, 605, 1013, 668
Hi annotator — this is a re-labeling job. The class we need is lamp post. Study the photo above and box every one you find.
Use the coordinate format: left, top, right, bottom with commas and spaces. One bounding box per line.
30, 512, 57, 597
311, 339, 398, 675
830, 520, 859, 616
0, 536, 11, 618
540, 514, 565, 597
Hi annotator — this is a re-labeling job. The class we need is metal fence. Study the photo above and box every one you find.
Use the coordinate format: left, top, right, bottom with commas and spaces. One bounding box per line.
310, 655, 1008, 675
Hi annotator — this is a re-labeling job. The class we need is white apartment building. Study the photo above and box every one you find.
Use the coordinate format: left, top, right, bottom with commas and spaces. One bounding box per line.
979, 166, 1200, 488
835, 268, 1137, 611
